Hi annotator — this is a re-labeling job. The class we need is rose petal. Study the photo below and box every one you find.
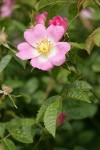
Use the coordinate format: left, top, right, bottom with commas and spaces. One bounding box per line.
16, 43, 40, 60
47, 25, 64, 42
30, 55, 53, 70
49, 53, 66, 66
55, 42, 71, 54
24, 24, 47, 47
17, 42, 31, 51
48, 42, 71, 66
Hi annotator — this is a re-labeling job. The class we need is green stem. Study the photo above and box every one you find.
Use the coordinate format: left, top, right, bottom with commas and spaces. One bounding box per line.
0, 133, 11, 142
68, 13, 79, 29
8, 94, 18, 109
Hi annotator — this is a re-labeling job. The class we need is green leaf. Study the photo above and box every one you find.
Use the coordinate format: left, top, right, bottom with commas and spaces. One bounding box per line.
9, 126, 33, 143
66, 89, 90, 102
3, 43, 27, 69
20, 118, 35, 126
93, 34, 100, 47
16, 0, 37, 7
0, 54, 12, 73
61, 80, 93, 103
68, 72, 82, 82
6, 118, 35, 129
62, 80, 92, 91
44, 100, 62, 137
36, 95, 62, 124
70, 42, 86, 50
86, 28, 100, 54
2, 139, 16, 150
6, 118, 35, 143
35, 0, 68, 10
0, 123, 5, 138
63, 100, 98, 120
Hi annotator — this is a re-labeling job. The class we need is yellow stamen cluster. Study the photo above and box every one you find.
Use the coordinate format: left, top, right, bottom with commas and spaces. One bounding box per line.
37, 39, 52, 55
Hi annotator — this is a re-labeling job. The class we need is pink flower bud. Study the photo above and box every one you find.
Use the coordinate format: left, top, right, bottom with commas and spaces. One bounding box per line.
35, 12, 48, 25
80, 9, 92, 19
0, 0, 14, 17
80, 7, 95, 20
56, 112, 67, 126
49, 16, 68, 33
79, 7, 95, 30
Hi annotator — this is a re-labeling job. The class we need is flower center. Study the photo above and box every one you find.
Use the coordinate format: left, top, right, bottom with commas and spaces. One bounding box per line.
37, 39, 52, 54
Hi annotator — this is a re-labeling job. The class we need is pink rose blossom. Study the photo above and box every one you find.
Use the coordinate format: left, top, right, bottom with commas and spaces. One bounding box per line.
16, 24, 71, 71
56, 112, 67, 126
0, 0, 14, 17
35, 12, 48, 25
49, 16, 68, 33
